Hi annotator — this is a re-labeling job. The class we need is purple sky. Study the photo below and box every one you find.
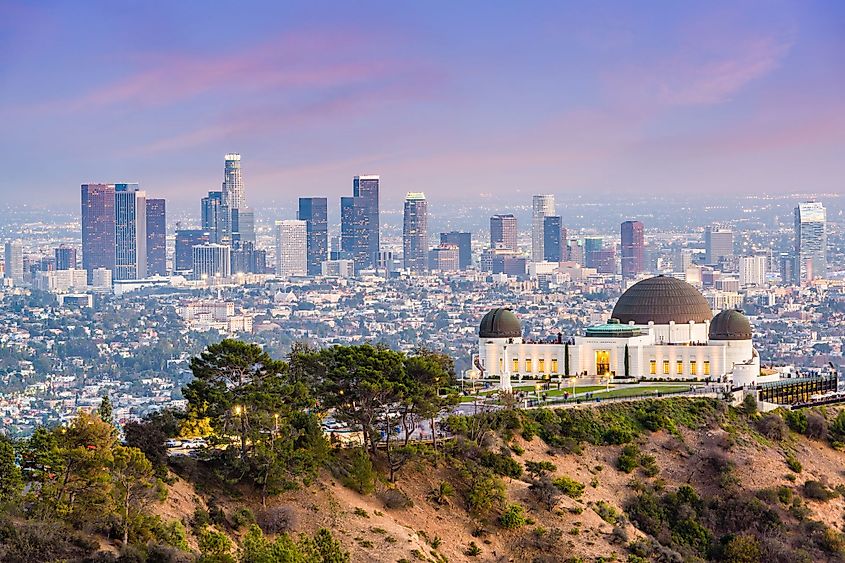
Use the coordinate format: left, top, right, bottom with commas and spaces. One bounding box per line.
1, 1, 843, 207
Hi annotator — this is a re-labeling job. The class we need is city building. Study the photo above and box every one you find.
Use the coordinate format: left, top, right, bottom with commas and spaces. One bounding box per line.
145, 198, 166, 276
113, 184, 146, 281
55, 245, 77, 270
34, 269, 87, 293
175, 229, 210, 273
298, 197, 328, 276
474, 276, 762, 391
321, 259, 355, 278
620, 220, 645, 278
341, 176, 380, 271
439, 231, 472, 270
794, 201, 827, 282
275, 220, 307, 277
91, 267, 112, 289
4, 240, 24, 283
705, 226, 733, 264
531, 195, 555, 262
428, 243, 460, 272
81, 183, 116, 282
192, 244, 231, 280
222, 153, 245, 210
543, 216, 566, 262
403, 192, 428, 273
490, 214, 517, 251
738, 256, 767, 287
232, 208, 256, 246
201, 191, 230, 245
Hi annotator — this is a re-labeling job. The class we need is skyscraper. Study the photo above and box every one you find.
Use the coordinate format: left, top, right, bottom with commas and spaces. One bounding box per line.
403, 192, 428, 273
275, 220, 308, 277
222, 153, 244, 210
175, 229, 210, 273
201, 191, 230, 244
341, 193, 374, 271
192, 244, 231, 280
531, 195, 555, 262
232, 208, 255, 245
298, 197, 328, 276
704, 226, 733, 264
353, 175, 380, 267
81, 183, 116, 281
4, 240, 23, 282
440, 232, 472, 270
55, 245, 77, 270
620, 220, 645, 279
113, 184, 146, 281
429, 244, 460, 272
739, 255, 767, 287
794, 201, 827, 282
543, 216, 566, 262
146, 198, 166, 276
490, 214, 517, 251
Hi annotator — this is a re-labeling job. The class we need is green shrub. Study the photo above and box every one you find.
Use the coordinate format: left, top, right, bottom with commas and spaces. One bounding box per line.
803, 480, 836, 501
617, 444, 640, 473
525, 460, 557, 478
231, 507, 255, 530
480, 451, 523, 478
499, 503, 528, 529
720, 533, 761, 563
741, 394, 757, 415
553, 476, 585, 499
640, 454, 659, 477
465, 541, 482, 556
198, 528, 233, 559
344, 449, 377, 495
785, 455, 802, 473
593, 500, 621, 525
466, 474, 506, 514
785, 410, 808, 434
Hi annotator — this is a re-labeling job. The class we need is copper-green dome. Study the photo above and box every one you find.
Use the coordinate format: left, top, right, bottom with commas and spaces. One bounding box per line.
709, 309, 752, 340
611, 275, 712, 325
479, 308, 522, 338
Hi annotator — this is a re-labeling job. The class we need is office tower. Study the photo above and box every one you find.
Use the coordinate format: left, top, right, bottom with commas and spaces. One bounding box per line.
620, 220, 645, 278
353, 175, 379, 266
298, 197, 328, 276
275, 220, 307, 277
490, 214, 517, 251
113, 184, 146, 280
672, 249, 693, 273
590, 248, 617, 274
739, 256, 767, 287
232, 208, 255, 245
91, 267, 112, 289
81, 183, 116, 281
4, 240, 23, 282
794, 201, 827, 282
201, 191, 230, 245
439, 232, 472, 270
429, 244, 460, 272
145, 198, 166, 276
583, 237, 603, 268
779, 252, 796, 285
55, 245, 77, 270
192, 244, 231, 280
321, 259, 355, 278
175, 229, 210, 273
341, 196, 371, 270
222, 153, 245, 210
531, 194, 555, 262
543, 216, 566, 262
704, 226, 733, 264
403, 192, 428, 273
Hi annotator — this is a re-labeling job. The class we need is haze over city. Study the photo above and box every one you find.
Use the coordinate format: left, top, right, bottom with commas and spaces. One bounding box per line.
2, 0, 844, 206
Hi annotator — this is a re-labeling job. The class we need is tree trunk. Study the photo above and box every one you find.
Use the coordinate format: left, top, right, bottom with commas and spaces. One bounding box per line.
430, 416, 437, 451
123, 491, 130, 545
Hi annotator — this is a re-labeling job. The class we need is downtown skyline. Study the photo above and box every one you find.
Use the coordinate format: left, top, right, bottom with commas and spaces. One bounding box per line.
1, 1, 844, 206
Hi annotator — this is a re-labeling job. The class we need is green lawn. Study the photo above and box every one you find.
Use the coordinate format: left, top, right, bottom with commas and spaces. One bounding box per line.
591, 385, 690, 400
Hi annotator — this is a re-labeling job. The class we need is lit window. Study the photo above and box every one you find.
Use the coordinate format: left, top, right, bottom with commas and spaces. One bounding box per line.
551, 358, 559, 373
676, 360, 683, 375
538, 359, 545, 373
512, 358, 519, 373
650, 360, 656, 375
526, 359, 533, 373
690, 361, 697, 376
663, 360, 670, 375
703, 361, 710, 376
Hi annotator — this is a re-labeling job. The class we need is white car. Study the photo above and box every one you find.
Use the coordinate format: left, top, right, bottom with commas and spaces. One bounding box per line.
165, 439, 182, 448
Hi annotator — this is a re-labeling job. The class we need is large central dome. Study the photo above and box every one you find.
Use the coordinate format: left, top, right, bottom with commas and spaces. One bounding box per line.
611, 275, 713, 325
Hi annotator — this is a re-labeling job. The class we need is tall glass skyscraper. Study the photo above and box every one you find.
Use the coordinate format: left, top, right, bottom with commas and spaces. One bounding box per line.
114, 183, 146, 281
81, 183, 116, 282
403, 192, 428, 273
298, 197, 328, 276
222, 153, 244, 210
794, 201, 827, 282
353, 175, 379, 267
543, 216, 566, 262
275, 220, 308, 277
620, 220, 645, 279
531, 194, 555, 262
202, 191, 230, 245
341, 175, 380, 270
175, 229, 210, 273
146, 198, 166, 276
490, 214, 517, 251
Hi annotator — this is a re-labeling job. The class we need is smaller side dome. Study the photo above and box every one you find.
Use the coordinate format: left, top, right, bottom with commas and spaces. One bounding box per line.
709, 309, 752, 340
479, 308, 522, 338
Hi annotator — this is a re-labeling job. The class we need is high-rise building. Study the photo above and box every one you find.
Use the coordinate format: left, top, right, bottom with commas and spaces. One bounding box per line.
739, 255, 767, 287
275, 220, 307, 277
429, 244, 460, 272
146, 198, 166, 276
403, 192, 428, 273
175, 229, 210, 273
222, 153, 245, 210
232, 208, 255, 246
439, 232, 472, 270
620, 220, 645, 278
201, 191, 230, 245
531, 195, 555, 262
298, 198, 328, 276
114, 184, 146, 281
490, 214, 517, 251
321, 259, 355, 278
543, 216, 566, 262
779, 252, 797, 285
81, 183, 116, 281
4, 240, 23, 282
341, 196, 372, 270
352, 175, 380, 268
55, 245, 77, 270
192, 244, 231, 280
704, 226, 733, 264
794, 201, 827, 282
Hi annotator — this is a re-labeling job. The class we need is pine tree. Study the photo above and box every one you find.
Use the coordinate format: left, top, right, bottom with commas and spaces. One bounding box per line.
97, 395, 113, 424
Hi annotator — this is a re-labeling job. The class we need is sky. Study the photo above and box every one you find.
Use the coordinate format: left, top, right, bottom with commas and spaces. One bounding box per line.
1, 0, 843, 208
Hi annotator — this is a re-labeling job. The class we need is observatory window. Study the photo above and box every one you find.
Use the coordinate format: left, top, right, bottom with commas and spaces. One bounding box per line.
703, 361, 710, 376
525, 359, 533, 373
690, 361, 697, 376
649, 360, 656, 375
676, 360, 683, 375
538, 359, 545, 373
663, 360, 670, 375
551, 358, 559, 373
512, 358, 519, 373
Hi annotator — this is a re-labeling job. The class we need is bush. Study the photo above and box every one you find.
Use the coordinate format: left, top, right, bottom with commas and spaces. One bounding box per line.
525, 460, 557, 478
593, 500, 621, 525
721, 533, 761, 563
785, 455, 802, 473
803, 480, 836, 501
256, 505, 297, 534
618, 444, 640, 473
466, 474, 506, 514
479, 451, 523, 478
742, 394, 758, 415
785, 410, 808, 434
198, 528, 233, 559
530, 476, 563, 511
829, 412, 845, 444
465, 541, 482, 556
344, 449, 376, 495
499, 503, 528, 529
640, 454, 659, 477
806, 412, 828, 439
380, 488, 413, 509
553, 476, 585, 499
756, 414, 786, 441
428, 481, 455, 506
231, 507, 255, 530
